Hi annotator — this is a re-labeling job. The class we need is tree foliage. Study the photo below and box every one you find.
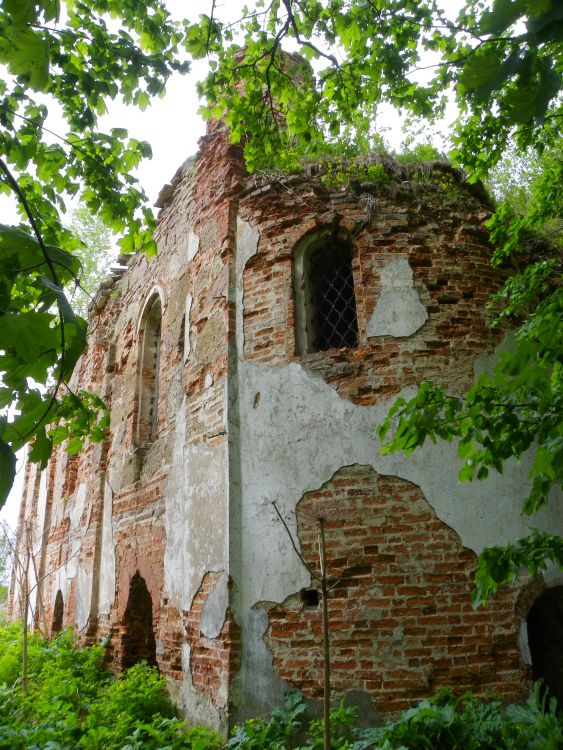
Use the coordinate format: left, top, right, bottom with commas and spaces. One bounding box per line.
68, 207, 114, 318
0, 0, 190, 506
188, 0, 562, 172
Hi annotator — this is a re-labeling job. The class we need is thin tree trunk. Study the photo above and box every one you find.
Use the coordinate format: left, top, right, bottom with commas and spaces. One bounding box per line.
319, 518, 330, 750
22, 540, 30, 695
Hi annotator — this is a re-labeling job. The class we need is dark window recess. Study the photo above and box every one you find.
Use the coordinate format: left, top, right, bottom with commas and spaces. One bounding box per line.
52, 590, 64, 634
527, 585, 563, 708
137, 296, 162, 443
301, 589, 320, 608
309, 242, 359, 351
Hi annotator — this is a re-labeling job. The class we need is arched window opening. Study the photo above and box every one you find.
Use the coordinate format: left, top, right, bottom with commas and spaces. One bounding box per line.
121, 572, 157, 670
294, 232, 359, 354
527, 585, 563, 706
52, 590, 64, 635
137, 294, 162, 443
178, 312, 185, 360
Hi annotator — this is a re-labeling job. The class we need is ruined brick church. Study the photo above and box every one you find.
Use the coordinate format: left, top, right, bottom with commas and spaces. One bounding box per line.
11, 124, 563, 731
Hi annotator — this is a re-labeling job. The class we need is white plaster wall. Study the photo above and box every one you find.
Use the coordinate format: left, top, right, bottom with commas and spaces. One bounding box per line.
232, 216, 563, 714
367, 257, 428, 337
35, 468, 48, 541
163, 397, 230, 612
98, 480, 116, 615
70, 483, 92, 631
184, 294, 193, 362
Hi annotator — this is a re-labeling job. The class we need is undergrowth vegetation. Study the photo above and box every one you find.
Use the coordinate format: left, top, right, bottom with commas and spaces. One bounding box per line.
229, 687, 562, 750
0, 623, 561, 749
0, 623, 222, 749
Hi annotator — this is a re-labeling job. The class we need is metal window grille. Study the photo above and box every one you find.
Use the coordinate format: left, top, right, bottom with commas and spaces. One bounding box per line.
309, 242, 359, 351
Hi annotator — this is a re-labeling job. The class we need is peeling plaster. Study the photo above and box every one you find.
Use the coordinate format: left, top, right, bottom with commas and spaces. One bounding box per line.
473, 329, 516, 379
179, 643, 224, 731
367, 257, 428, 337
518, 622, 532, 666
544, 567, 563, 587
184, 293, 193, 362
200, 572, 229, 639
232, 214, 563, 716
98, 480, 116, 615
65, 482, 87, 581
76, 562, 93, 631
71, 483, 91, 630
36, 468, 48, 537
187, 231, 200, 262
231, 607, 287, 720
163, 397, 229, 612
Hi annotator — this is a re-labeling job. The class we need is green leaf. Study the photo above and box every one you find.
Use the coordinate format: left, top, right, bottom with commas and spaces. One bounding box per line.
4, 0, 37, 26
28, 427, 53, 468
479, 0, 526, 35
0, 311, 58, 363
0, 28, 50, 91
66, 437, 84, 455
0, 440, 16, 508
532, 446, 556, 480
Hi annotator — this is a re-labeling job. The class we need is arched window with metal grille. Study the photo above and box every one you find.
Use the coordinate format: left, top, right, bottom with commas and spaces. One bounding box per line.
294, 231, 359, 354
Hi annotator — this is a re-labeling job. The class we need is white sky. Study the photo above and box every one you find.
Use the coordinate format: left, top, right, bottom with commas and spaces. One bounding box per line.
1, 0, 465, 530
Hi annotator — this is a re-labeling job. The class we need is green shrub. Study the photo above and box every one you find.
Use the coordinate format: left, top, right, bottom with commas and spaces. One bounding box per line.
0, 621, 47, 688
0, 624, 223, 750
120, 718, 224, 750
352, 684, 562, 750
225, 684, 563, 750
86, 661, 176, 748
228, 689, 307, 749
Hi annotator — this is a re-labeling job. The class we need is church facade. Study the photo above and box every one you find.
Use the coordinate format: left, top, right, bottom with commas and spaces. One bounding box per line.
11, 126, 563, 730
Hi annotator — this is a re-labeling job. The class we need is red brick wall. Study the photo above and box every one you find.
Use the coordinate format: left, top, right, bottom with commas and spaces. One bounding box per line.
240, 170, 504, 402
266, 465, 527, 716
185, 572, 241, 706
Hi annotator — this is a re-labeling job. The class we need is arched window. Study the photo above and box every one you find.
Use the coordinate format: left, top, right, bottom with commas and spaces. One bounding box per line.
136, 293, 162, 444
121, 572, 157, 670
527, 585, 563, 706
52, 590, 64, 634
294, 231, 359, 354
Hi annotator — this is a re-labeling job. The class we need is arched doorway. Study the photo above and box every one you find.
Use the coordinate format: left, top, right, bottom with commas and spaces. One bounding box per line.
527, 585, 563, 706
121, 571, 157, 670
52, 590, 64, 635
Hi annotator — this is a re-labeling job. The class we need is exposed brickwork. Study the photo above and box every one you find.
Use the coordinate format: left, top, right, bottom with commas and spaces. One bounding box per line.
240, 171, 504, 402
185, 572, 242, 706
159, 605, 185, 682
266, 465, 528, 716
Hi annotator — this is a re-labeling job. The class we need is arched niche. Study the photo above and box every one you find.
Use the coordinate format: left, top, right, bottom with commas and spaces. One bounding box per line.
51, 589, 64, 635
136, 291, 163, 444
120, 571, 157, 670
